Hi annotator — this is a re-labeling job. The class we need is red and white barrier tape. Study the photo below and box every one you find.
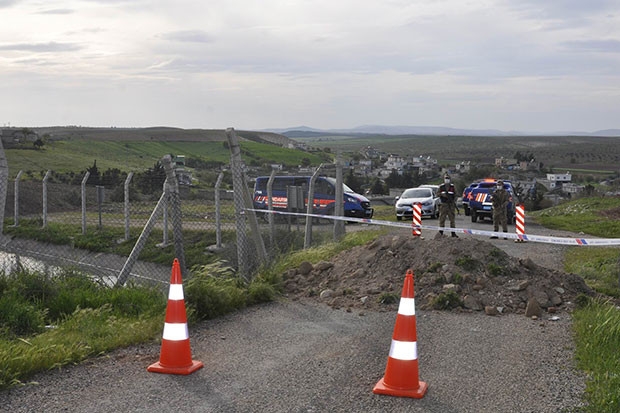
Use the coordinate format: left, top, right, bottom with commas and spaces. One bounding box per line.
246, 208, 620, 246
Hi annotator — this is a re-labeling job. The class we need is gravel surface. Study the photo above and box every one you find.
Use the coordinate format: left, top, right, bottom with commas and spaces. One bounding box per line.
0, 219, 589, 412
0, 301, 585, 413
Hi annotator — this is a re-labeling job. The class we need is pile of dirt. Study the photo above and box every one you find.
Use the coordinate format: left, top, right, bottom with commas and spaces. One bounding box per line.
281, 233, 595, 315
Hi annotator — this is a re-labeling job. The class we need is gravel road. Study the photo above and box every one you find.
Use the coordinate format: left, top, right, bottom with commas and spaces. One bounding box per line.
0, 218, 588, 412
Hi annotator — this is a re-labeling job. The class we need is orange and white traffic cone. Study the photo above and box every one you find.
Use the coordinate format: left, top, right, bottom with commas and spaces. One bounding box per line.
147, 258, 204, 375
373, 269, 428, 398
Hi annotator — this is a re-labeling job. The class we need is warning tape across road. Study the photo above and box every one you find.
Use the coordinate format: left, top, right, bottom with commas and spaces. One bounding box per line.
246, 208, 620, 247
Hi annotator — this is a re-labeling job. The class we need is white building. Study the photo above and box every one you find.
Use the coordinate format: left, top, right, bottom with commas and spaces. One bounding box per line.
562, 183, 585, 194
544, 172, 572, 189
383, 154, 407, 170
539, 172, 573, 190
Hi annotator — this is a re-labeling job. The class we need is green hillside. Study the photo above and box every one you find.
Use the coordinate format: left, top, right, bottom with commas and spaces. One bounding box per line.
4, 139, 330, 178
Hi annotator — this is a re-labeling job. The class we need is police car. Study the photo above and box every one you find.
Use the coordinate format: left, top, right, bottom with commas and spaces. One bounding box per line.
465, 179, 517, 224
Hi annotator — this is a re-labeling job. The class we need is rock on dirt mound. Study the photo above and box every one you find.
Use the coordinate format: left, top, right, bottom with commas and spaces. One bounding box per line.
282, 234, 594, 315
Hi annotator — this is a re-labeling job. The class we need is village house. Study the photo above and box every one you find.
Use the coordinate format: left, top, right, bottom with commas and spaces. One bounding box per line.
495, 156, 519, 169
454, 161, 471, 174
539, 172, 573, 190
383, 154, 407, 170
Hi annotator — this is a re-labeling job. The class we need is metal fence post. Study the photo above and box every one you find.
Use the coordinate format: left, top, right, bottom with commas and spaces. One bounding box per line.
267, 169, 276, 246
160, 179, 169, 247
334, 152, 345, 241
81, 171, 90, 235
42, 170, 51, 228
226, 127, 267, 280
304, 165, 323, 249
116, 192, 166, 287
214, 172, 224, 249
0, 138, 7, 234
13, 170, 23, 227
96, 185, 104, 230
161, 155, 186, 278
124, 172, 134, 241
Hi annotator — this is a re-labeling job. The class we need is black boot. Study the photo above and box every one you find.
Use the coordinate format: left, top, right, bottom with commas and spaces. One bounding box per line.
451, 232, 458, 238
503, 230, 508, 240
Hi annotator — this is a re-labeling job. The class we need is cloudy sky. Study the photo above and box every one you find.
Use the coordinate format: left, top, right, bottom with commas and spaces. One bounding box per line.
1, 0, 619, 133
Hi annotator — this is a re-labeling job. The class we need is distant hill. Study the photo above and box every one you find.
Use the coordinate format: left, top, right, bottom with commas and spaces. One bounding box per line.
590, 129, 620, 137
265, 125, 620, 137
23, 126, 294, 146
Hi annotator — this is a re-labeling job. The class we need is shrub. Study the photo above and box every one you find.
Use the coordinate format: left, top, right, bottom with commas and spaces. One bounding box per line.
106, 285, 166, 317
427, 262, 442, 273
378, 292, 399, 304
431, 290, 462, 310
185, 261, 247, 320
575, 293, 592, 309
10, 270, 58, 304
45, 271, 102, 320
487, 248, 504, 259
487, 263, 506, 277
0, 294, 45, 336
455, 255, 479, 271
247, 281, 277, 304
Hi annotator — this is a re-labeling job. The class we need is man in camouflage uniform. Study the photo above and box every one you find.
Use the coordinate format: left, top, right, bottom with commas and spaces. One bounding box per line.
490, 180, 510, 239
438, 174, 458, 238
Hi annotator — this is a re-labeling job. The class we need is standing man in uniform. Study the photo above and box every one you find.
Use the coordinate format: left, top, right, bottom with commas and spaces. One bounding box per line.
438, 174, 458, 238
490, 180, 510, 239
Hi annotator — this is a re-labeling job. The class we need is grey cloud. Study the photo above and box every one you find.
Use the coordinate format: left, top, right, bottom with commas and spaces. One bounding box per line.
0, 42, 83, 52
502, 0, 618, 27
160, 30, 214, 44
37, 8, 74, 15
0, 0, 19, 7
504, 0, 617, 17
563, 39, 620, 53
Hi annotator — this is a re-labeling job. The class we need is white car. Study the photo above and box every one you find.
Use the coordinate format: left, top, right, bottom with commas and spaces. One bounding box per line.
395, 186, 439, 220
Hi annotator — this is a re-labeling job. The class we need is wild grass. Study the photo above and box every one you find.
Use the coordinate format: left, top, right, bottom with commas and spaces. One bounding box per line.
565, 248, 620, 298
530, 196, 620, 238
0, 268, 166, 389
0, 307, 162, 389
185, 261, 277, 321
263, 228, 386, 278
3, 218, 237, 269
526, 195, 620, 411
573, 299, 620, 413
369, 204, 395, 221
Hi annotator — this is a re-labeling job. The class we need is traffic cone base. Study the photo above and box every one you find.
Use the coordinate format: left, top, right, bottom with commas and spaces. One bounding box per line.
147, 359, 204, 375
373, 377, 428, 399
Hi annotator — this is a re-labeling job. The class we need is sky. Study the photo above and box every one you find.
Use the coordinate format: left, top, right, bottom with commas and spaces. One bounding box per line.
1, 0, 620, 133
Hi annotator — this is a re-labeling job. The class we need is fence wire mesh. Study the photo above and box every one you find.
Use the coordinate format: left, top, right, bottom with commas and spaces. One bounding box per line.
0, 136, 349, 288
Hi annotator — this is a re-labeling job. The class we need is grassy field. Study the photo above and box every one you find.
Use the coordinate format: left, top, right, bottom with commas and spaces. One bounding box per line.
5, 138, 330, 177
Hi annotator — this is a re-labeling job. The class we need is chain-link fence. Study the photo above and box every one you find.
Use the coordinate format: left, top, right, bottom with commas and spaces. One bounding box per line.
0, 131, 353, 287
